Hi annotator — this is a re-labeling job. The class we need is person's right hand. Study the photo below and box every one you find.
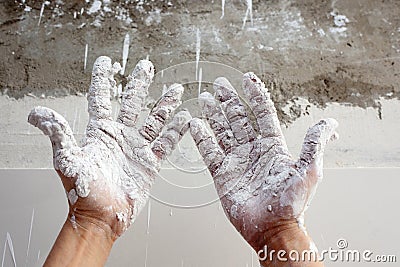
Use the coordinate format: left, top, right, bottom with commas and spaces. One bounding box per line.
189, 73, 338, 260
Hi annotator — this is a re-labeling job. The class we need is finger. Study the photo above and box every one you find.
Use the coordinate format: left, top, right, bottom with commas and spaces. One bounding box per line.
199, 92, 237, 153
152, 110, 192, 159
242, 72, 286, 141
28, 106, 77, 151
189, 118, 225, 175
214, 77, 256, 144
140, 83, 184, 142
296, 118, 339, 175
117, 60, 155, 127
87, 56, 121, 121
28, 107, 80, 176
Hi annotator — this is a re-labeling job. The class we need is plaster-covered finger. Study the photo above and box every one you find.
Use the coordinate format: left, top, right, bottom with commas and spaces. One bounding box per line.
87, 56, 121, 121
242, 72, 286, 141
140, 83, 184, 142
189, 118, 225, 175
117, 60, 154, 127
152, 110, 192, 159
296, 118, 339, 174
199, 92, 237, 153
28, 106, 82, 177
28, 106, 77, 151
214, 77, 256, 144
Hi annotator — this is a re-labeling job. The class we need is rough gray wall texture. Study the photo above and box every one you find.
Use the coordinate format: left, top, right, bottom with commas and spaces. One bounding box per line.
1, 0, 399, 123
1, 0, 400, 168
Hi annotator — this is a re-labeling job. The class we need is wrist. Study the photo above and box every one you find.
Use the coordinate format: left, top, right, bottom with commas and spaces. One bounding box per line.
44, 215, 115, 267
69, 211, 118, 243
253, 219, 323, 267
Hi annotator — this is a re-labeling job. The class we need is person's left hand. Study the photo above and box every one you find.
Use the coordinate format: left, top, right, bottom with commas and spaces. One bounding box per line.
28, 56, 191, 240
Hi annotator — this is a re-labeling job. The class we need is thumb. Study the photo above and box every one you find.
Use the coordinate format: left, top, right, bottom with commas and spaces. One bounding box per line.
28, 106, 78, 171
296, 118, 339, 181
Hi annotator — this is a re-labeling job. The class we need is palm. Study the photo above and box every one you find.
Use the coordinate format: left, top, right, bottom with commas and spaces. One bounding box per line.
190, 73, 337, 248
29, 56, 190, 237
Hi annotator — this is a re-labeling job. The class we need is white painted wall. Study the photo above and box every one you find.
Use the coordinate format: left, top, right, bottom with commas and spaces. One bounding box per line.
0, 168, 399, 266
